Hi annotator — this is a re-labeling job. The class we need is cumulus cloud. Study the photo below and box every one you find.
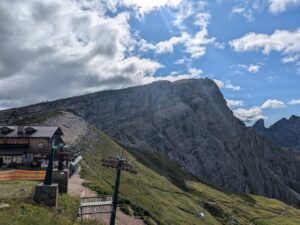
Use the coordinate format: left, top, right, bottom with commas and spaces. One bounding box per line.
232, 98, 287, 123
213, 79, 241, 91
288, 99, 300, 105
229, 1, 269, 22
141, 29, 215, 59
0, 0, 201, 110
232, 7, 246, 14
229, 29, 300, 73
226, 99, 244, 108
188, 67, 202, 76
141, 10, 215, 58
248, 64, 260, 73
229, 29, 300, 55
282, 54, 300, 63
117, 0, 183, 15
268, 0, 300, 13
141, 33, 189, 54
173, 0, 206, 29
261, 99, 286, 109
233, 107, 267, 123
237, 64, 261, 73
175, 58, 185, 64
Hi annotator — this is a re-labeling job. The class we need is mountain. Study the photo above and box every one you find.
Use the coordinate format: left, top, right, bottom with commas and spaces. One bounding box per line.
7, 109, 300, 225
252, 116, 300, 150
1, 78, 300, 206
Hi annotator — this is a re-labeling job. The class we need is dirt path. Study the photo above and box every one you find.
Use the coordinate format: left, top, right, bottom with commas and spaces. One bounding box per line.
68, 170, 96, 197
68, 168, 145, 225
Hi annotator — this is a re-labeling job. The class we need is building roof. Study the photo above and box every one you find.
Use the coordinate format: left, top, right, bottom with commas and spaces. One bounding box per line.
0, 126, 63, 138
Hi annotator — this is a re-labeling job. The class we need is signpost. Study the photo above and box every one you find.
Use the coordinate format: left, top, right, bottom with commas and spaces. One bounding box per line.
101, 151, 137, 225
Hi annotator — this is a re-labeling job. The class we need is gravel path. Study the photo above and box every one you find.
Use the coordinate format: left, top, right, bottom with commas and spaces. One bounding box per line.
68, 168, 145, 225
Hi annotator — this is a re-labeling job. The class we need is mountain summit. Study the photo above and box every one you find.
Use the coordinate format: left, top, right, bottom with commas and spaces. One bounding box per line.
1, 78, 300, 206
252, 115, 300, 150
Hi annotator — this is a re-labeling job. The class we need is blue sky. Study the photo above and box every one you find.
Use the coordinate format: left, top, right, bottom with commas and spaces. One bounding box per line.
0, 0, 299, 126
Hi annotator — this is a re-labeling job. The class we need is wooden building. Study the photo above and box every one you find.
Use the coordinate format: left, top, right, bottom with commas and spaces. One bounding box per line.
0, 126, 64, 167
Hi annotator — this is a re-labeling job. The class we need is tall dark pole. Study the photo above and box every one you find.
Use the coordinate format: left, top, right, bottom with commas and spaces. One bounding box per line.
110, 160, 122, 225
102, 153, 137, 225
44, 147, 55, 185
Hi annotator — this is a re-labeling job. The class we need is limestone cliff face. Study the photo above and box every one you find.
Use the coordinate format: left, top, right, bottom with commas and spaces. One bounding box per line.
252, 116, 300, 151
1, 78, 300, 205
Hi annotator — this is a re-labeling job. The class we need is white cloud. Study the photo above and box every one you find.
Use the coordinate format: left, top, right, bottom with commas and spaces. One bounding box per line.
232, 7, 245, 14
173, 1, 206, 29
248, 64, 260, 73
229, 29, 300, 55
233, 106, 267, 123
0, 0, 200, 109
141, 11, 215, 58
231, 6, 254, 21
138, 1, 217, 59
268, 0, 300, 13
175, 58, 185, 64
194, 12, 211, 27
185, 28, 215, 58
288, 99, 300, 105
261, 99, 286, 109
230, 29, 300, 73
229, 1, 269, 22
188, 67, 202, 77
232, 98, 287, 123
110, 0, 183, 15
237, 64, 261, 73
213, 79, 241, 91
226, 99, 244, 108
282, 54, 300, 63
150, 33, 189, 54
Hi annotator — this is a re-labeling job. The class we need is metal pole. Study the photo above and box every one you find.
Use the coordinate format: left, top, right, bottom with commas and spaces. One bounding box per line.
44, 147, 55, 185
110, 160, 122, 225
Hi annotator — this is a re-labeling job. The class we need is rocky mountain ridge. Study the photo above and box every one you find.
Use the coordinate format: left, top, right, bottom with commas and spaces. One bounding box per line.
252, 115, 300, 150
1, 78, 300, 206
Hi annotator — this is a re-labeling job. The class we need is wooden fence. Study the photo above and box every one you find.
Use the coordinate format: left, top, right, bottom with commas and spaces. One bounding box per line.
0, 169, 46, 181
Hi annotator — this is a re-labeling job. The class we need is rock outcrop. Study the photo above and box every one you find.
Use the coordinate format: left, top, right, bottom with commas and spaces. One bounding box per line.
1, 78, 300, 206
252, 116, 300, 151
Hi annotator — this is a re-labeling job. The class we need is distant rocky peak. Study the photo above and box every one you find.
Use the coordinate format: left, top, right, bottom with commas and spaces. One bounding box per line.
252, 119, 266, 131
252, 114, 300, 151
289, 115, 300, 122
270, 117, 289, 129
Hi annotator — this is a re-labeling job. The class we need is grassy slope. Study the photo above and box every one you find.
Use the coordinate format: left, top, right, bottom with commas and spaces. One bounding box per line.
0, 111, 102, 225
79, 126, 300, 225
0, 181, 102, 225
2, 110, 300, 225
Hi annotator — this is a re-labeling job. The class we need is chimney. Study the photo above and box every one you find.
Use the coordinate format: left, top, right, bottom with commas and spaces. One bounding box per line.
17, 126, 24, 135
